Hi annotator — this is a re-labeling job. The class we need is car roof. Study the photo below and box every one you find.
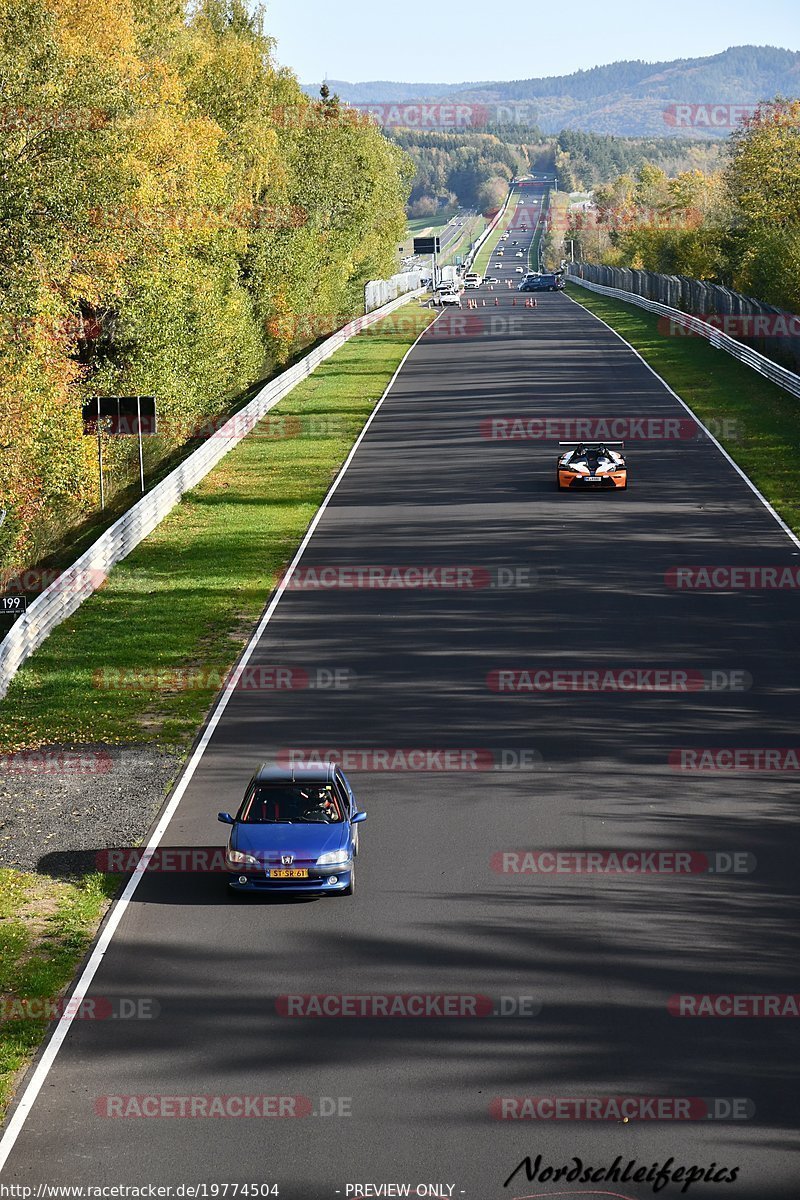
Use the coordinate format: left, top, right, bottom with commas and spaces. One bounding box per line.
252, 761, 337, 784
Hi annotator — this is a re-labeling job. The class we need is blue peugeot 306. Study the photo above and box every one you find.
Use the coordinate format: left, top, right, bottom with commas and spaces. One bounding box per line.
218, 762, 366, 896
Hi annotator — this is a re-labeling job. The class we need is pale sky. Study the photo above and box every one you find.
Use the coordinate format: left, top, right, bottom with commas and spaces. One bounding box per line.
264, 0, 800, 86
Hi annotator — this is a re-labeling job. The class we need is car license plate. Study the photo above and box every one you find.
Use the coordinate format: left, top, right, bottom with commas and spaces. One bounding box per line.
268, 868, 309, 879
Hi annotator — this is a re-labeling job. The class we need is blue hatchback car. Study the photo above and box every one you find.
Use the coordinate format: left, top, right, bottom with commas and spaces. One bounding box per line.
218, 762, 366, 896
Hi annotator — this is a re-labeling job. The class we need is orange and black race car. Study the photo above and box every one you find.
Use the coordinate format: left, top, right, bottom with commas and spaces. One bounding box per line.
556, 441, 627, 490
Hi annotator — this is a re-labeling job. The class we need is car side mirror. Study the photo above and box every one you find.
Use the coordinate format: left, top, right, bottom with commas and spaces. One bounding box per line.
352, 811, 367, 823
217, 812, 235, 825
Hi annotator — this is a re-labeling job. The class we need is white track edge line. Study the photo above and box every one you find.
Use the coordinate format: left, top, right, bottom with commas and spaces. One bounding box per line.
564, 289, 800, 551
0, 307, 436, 1174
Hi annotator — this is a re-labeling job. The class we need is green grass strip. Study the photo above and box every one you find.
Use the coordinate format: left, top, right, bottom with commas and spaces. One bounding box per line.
566, 283, 800, 536
0, 868, 119, 1116
0, 303, 435, 753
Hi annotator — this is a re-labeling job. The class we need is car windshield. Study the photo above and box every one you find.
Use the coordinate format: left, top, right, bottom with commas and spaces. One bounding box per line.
239, 783, 344, 824
568, 445, 613, 466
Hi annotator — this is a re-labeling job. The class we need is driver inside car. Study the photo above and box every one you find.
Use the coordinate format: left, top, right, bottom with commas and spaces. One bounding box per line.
301, 787, 340, 822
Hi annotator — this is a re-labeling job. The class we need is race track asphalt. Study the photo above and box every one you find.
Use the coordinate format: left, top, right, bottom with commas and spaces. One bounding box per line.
2, 253, 799, 1199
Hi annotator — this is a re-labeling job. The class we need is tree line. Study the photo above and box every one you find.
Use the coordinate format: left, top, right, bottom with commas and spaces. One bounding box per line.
560, 99, 800, 314
394, 126, 725, 218
0, 0, 410, 574
392, 130, 552, 216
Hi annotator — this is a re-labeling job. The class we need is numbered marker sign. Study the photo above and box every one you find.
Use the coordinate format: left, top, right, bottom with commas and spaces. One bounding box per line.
1, 596, 27, 616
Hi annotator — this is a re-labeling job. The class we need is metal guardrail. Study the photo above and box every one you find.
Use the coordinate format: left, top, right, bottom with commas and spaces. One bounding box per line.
566, 263, 800, 372
0, 288, 424, 699
567, 273, 800, 402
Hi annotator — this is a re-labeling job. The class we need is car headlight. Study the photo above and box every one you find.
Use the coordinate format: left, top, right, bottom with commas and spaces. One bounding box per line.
316, 849, 351, 867
226, 848, 260, 866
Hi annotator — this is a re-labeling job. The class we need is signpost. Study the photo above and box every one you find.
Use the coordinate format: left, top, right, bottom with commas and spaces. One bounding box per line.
82, 396, 157, 507
413, 237, 441, 289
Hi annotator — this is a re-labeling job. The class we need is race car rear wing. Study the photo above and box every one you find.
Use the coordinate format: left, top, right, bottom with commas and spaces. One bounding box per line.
558, 441, 624, 448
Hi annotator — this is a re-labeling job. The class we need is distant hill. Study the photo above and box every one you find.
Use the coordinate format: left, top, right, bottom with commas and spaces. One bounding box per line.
304, 46, 800, 138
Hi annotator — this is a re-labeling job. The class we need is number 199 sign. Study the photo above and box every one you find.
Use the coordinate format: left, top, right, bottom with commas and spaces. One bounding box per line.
1, 596, 27, 618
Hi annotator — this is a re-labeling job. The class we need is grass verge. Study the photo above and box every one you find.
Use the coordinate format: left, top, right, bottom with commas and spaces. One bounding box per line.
0, 302, 435, 753
400, 210, 458, 257
0, 300, 434, 1117
438, 211, 487, 267
566, 282, 800, 535
0, 868, 119, 1116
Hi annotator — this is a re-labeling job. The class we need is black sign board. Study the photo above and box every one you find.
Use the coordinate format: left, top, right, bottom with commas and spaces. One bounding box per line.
82, 396, 157, 436
413, 237, 440, 255
1, 596, 27, 617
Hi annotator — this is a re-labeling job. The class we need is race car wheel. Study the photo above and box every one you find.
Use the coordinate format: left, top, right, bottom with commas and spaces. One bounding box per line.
339, 864, 355, 897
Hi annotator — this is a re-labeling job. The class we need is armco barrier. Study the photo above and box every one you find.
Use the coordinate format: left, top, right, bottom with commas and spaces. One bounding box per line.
568, 263, 800, 376
567, 272, 800, 402
0, 289, 424, 699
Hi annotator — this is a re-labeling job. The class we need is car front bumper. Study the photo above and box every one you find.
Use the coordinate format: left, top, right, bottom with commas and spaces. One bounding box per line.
559, 471, 627, 489
226, 866, 353, 893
